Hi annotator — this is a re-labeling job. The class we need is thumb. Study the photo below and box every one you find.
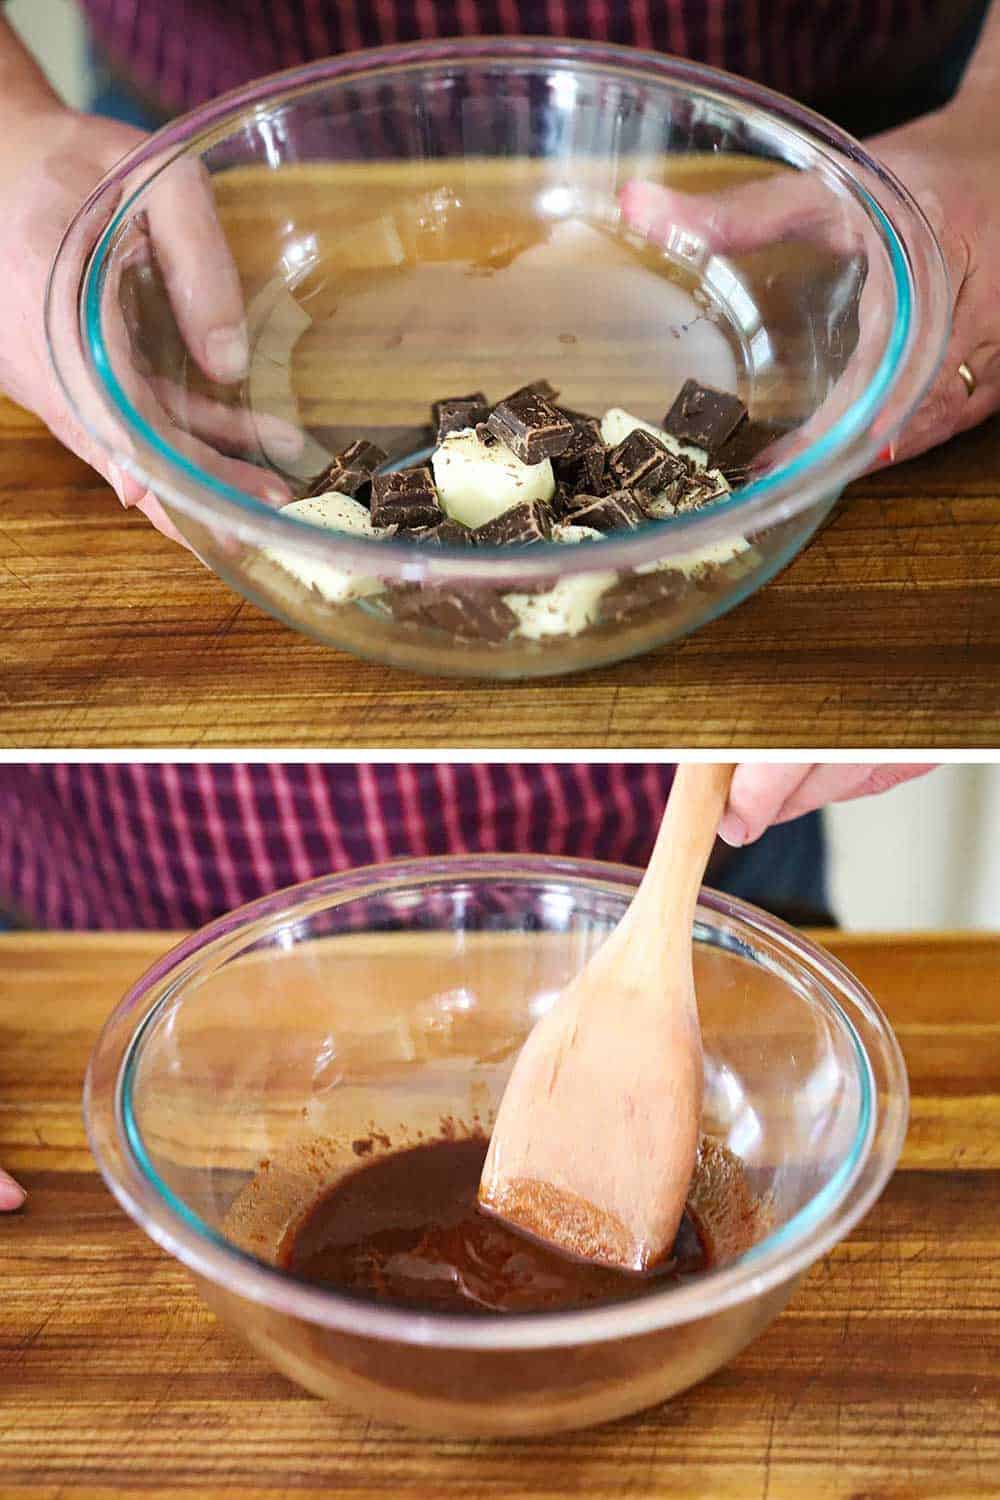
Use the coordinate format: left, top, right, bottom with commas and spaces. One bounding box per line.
107, 463, 197, 552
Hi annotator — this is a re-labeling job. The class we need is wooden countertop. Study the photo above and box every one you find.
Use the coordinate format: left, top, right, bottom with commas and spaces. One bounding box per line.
1, 929, 997, 1497
2, 393, 1000, 748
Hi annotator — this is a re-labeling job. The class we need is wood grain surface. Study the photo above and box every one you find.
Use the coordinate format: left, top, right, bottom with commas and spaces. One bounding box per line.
3, 396, 1000, 749
1, 930, 998, 1497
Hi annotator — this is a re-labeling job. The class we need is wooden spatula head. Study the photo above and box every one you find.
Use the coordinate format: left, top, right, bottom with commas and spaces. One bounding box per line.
479, 764, 733, 1273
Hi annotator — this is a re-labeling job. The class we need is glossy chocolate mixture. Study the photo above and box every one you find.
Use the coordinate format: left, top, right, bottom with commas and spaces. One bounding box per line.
280, 1135, 710, 1314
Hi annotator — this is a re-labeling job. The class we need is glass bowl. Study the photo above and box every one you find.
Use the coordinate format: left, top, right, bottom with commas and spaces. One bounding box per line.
49, 40, 948, 679
85, 855, 907, 1436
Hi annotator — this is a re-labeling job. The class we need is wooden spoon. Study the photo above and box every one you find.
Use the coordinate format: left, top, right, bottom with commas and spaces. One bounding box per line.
479, 762, 734, 1273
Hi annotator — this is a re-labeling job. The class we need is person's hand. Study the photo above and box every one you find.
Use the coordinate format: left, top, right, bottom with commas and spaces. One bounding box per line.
720, 763, 937, 846
0, 1166, 26, 1211
620, 93, 1000, 467
864, 103, 1000, 462
1, 102, 291, 546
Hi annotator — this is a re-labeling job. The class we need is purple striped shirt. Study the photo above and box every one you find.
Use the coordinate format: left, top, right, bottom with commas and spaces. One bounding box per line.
80, 0, 968, 115
0, 764, 679, 930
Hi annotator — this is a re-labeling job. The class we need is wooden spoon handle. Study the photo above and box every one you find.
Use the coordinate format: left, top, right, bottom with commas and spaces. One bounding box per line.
625, 763, 735, 936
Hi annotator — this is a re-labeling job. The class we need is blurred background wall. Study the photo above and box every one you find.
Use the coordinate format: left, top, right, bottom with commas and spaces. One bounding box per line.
827, 763, 1000, 930
8, 0, 89, 109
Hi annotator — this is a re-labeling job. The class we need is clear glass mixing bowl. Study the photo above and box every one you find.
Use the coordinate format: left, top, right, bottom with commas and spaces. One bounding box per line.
49, 40, 948, 678
85, 855, 908, 1435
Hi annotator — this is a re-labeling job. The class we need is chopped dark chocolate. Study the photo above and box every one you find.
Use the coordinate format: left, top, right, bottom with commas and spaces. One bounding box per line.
553, 419, 606, 494
475, 422, 500, 447
473, 500, 553, 546
563, 488, 645, 533
713, 419, 782, 486
486, 393, 574, 464
600, 568, 688, 620
551, 482, 580, 520
302, 439, 387, 500
635, 451, 694, 516
556, 404, 598, 425
370, 465, 442, 529
393, 586, 518, 643
659, 458, 697, 508
662, 380, 747, 455
432, 391, 487, 423
408, 519, 474, 546
678, 467, 729, 509
501, 379, 560, 405
607, 428, 679, 495
434, 397, 490, 441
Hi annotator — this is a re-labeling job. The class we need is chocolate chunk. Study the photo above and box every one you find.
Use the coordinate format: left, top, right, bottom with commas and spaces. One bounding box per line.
434, 395, 489, 441
486, 394, 574, 464
408, 519, 474, 546
662, 380, 747, 455
563, 489, 645, 533
432, 390, 486, 423
553, 419, 606, 494
676, 467, 729, 511
551, 482, 580, 520
475, 422, 500, 447
393, 586, 518, 643
559, 447, 606, 496
473, 500, 553, 546
501, 379, 560, 405
559, 468, 615, 504
601, 568, 688, 620
302, 439, 387, 500
637, 451, 694, 516
607, 429, 680, 495
370, 465, 441, 529
713, 419, 782, 486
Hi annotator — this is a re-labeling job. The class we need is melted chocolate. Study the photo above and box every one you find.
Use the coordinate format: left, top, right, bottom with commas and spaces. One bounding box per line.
281, 1135, 709, 1315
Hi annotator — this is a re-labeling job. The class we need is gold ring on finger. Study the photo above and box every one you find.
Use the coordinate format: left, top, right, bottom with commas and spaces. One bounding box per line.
958, 361, 977, 398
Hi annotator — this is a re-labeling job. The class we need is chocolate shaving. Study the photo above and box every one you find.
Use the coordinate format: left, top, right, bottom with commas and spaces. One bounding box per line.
487, 393, 574, 464
302, 439, 387, 500
563, 488, 644, 532
473, 500, 553, 546
393, 586, 518, 643
370, 466, 441, 529
662, 380, 747, 455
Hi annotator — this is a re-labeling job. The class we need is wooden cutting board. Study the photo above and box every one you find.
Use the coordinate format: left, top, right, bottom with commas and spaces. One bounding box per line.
1, 929, 997, 1498
2, 398, 1000, 750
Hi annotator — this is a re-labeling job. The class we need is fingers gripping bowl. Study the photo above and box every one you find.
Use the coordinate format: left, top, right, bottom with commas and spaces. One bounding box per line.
85, 856, 908, 1436
49, 41, 949, 678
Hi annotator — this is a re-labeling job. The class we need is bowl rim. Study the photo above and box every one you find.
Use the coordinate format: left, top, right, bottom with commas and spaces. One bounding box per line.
84, 852, 909, 1351
48, 37, 950, 581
